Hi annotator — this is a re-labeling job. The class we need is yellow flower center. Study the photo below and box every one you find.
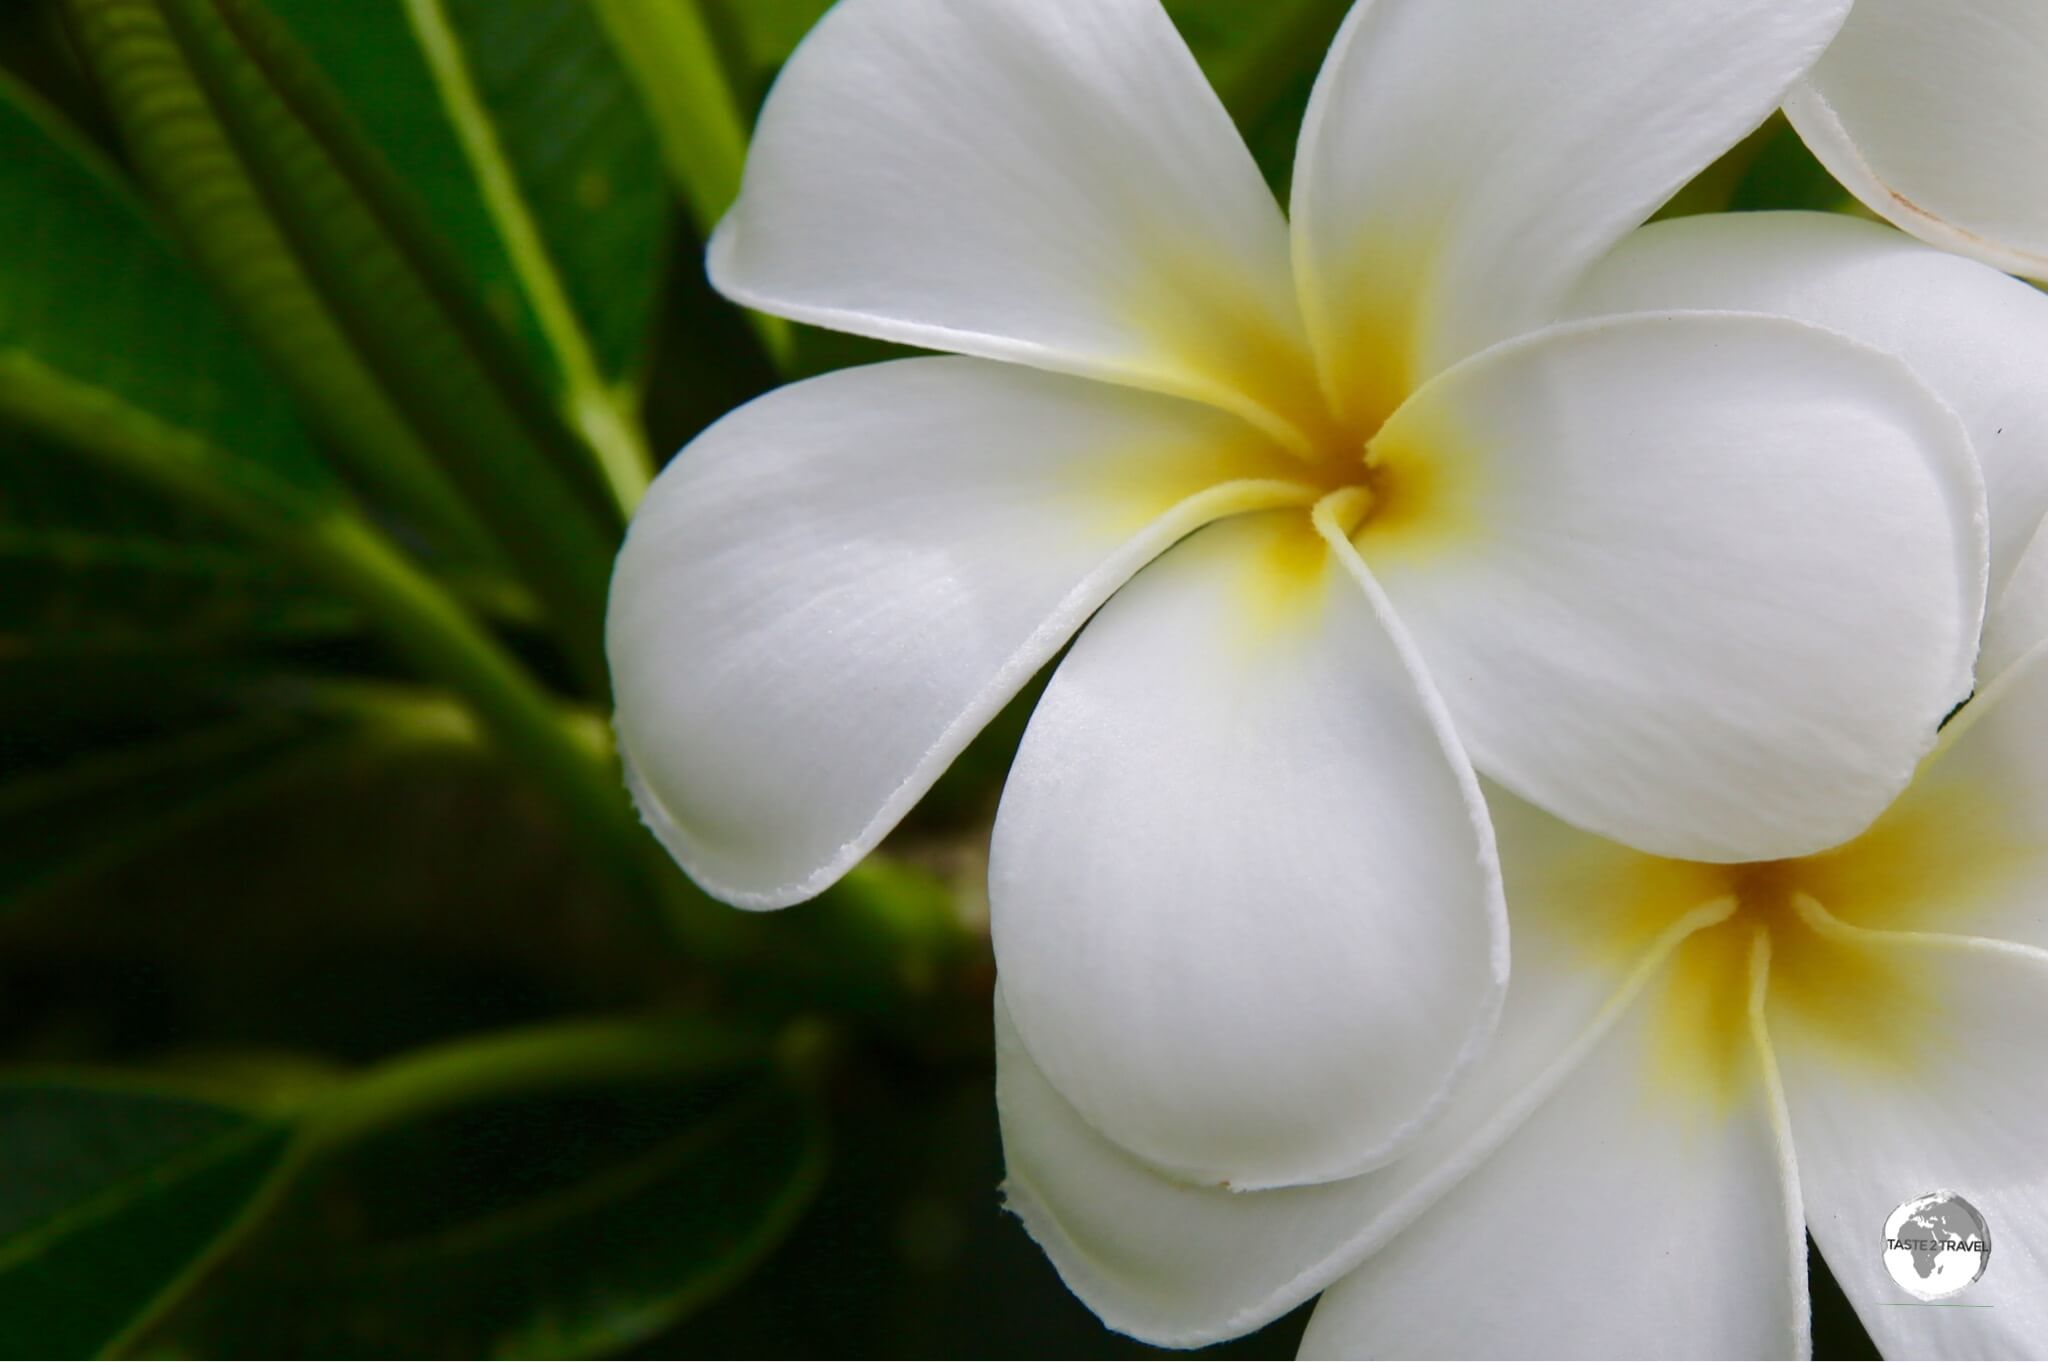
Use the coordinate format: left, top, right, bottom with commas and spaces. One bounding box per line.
1656, 862, 1918, 1109
1560, 821, 1959, 1117
1129, 259, 1429, 539
1112, 262, 1484, 621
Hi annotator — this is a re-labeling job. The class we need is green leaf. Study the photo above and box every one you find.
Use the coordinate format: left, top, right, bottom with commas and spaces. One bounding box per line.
0, 51, 650, 889
0, 1022, 814, 1359
0, 428, 354, 656
0, 69, 334, 512
0, 688, 482, 920
262, 0, 668, 501
702, 0, 830, 79
0, 333, 645, 911
0, 713, 332, 913
41, 5, 504, 573
588, 0, 796, 369
592, 0, 751, 237
64, 0, 627, 689
1728, 114, 1861, 214
1165, 0, 1352, 195
14, 7, 781, 893
0, 1078, 293, 1358
0, 526, 344, 655
138, 1027, 827, 1357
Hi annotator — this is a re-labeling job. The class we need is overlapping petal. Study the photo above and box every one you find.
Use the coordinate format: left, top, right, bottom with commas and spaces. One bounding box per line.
990, 512, 1502, 1190
1982, 519, 2048, 688
1302, 938, 1806, 1360
1362, 311, 1984, 864
995, 790, 1724, 1346
1573, 211, 2048, 597
607, 358, 1314, 906
710, 0, 1327, 448
997, 989, 1391, 1350
1786, 0, 2048, 279
1802, 636, 2048, 953
1290, 0, 1851, 426
1776, 923, 2048, 1358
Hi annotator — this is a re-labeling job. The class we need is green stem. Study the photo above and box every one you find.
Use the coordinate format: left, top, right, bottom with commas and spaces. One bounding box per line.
0, 353, 646, 903
58, 0, 512, 575
571, 383, 655, 513
399, 0, 654, 512
587, 0, 795, 371
298, 1015, 763, 1154
244, 676, 483, 744
165, 0, 631, 691
294, 514, 652, 898
105, 1016, 772, 1357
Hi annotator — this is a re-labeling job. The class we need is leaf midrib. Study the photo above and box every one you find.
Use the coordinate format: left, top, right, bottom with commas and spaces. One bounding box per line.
0, 1112, 281, 1276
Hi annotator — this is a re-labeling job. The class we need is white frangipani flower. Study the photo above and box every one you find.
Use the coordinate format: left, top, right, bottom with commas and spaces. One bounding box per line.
1000, 607, 2048, 1362
1787, 0, 2048, 280
997, 224, 2048, 1357
608, 0, 1987, 1190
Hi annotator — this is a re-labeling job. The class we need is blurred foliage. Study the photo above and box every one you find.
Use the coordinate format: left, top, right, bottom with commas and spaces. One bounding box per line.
0, 0, 1875, 1356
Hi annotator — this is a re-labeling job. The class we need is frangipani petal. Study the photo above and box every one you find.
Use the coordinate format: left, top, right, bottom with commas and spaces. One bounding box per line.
711, 0, 1327, 448
1364, 311, 1984, 864
1786, 0, 2048, 280
995, 789, 1721, 1346
990, 512, 1503, 1190
997, 988, 1390, 1350
1805, 639, 2048, 953
1573, 210, 2048, 598
608, 358, 1312, 907
1982, 518, 2048, 689
1291, 0, 1850, 426
1303, 936, 1806, 1361
1775, 923, 2048, 1357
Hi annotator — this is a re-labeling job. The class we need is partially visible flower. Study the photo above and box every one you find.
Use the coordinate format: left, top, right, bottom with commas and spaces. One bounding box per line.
998, 561, 2048, 1360
609, 0, 1985, 1190
1787, 0, 2048, 280
1571, 209, 2048, 623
